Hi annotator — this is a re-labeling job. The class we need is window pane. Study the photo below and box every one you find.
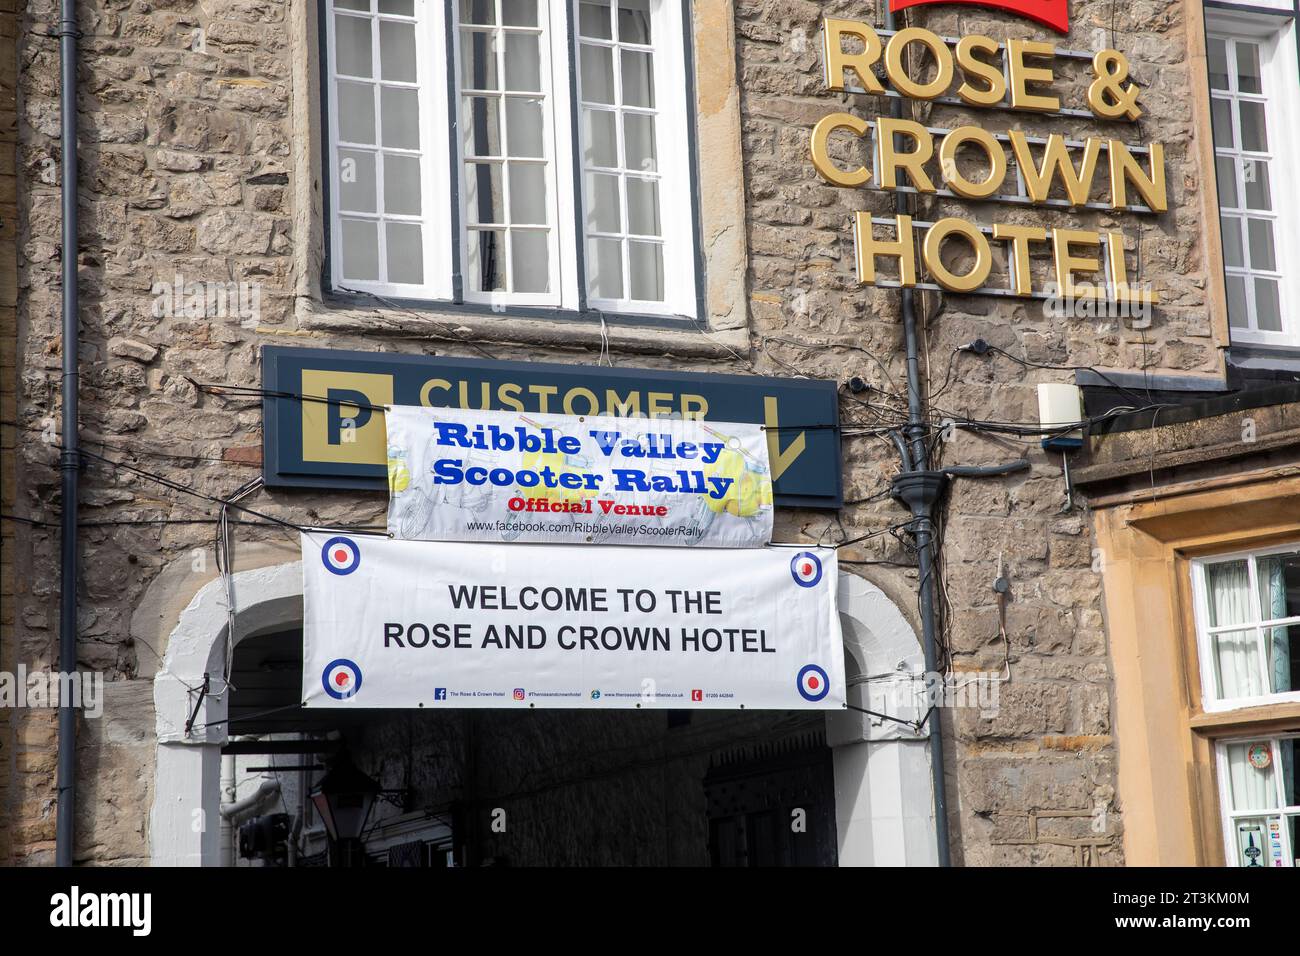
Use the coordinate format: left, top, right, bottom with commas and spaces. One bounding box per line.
1215, 156, 1237, 208
589, 237, 623, 297
379, 21, 417, 83
1237, 42, 1262, 95
1208, 37, 1229, 90
1226, 742, 1278, 810
337, 81, 377, 144
1255, 278, 1282, 332
581, 43, 615, 103
511, 231, 550, 292
1247, 218, 1276, 272
628, 240, 663, 300
1231, 817, 1282, 867
460, 0, 495, 24
461, 29, 499, 89
383, 153, 421, 215
504, 33, 542, 91
386, 222, 423, 283
335, 15, 373, 78
1261, 625, 1299, 694
340, 218, 380, 280
379, 0, 413, 13
1212, 97, 1233, 149
1220, 216, 1243, 268
621, 50, 654, 107
338, 149, 377, 213
509, 163, 547, 223
579, 0, 612, 39
463, 96, 502, 156
618, 0, 650, 44
468, 229, 507, 291
583, 109, 618, 167
1244, 161, 1271, 211
381, 87, 420, 148
626, 177, 660, 235
586, 172, 621, 232
1284, 741, 1299, 806
624, 113, 656, 172
1213, 630, 1265, 699
1239, 101, 1268, 153
504, 97, 544, 157
465, 162, 505, 224
1227, 274, 1248, 328
1206, 560, 1251, 627
337, 0, 369, 10
501, 0, 538, 27
1257, 551, 1300, 619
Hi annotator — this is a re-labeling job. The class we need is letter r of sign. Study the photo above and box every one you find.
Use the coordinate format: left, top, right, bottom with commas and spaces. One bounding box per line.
764, 396, 806, 481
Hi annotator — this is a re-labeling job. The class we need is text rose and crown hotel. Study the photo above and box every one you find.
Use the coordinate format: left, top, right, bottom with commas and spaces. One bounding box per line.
1, 0, 1300, 868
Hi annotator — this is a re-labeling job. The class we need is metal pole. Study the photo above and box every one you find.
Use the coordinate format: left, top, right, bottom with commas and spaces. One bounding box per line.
883, 3, 952, 867
55, 0, 80, 868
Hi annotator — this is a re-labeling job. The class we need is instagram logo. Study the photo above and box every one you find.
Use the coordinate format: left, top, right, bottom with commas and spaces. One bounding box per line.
513, 688, 526, 701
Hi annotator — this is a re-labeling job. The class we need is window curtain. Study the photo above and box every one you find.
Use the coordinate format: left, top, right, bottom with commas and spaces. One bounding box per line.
1263, 560, 1295, 809
1265, 559, 1292, 694
1207, 561, 1263, 699
1226, 743, 1274, 813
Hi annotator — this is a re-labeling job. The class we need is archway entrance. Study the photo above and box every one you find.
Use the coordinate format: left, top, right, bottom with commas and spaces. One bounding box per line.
151, 564, 934, 866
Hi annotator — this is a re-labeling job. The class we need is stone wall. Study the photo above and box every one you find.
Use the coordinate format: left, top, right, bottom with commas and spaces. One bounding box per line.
1, 0, 1220, 863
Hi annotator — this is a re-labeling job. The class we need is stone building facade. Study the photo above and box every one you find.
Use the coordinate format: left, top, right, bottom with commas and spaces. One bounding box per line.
0, 0, 1290, 866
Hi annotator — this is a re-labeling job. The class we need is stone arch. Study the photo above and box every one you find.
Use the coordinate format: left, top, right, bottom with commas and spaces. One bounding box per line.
150, 561, 303, 866
829, 571, 937, 866
148, 562, 937, 866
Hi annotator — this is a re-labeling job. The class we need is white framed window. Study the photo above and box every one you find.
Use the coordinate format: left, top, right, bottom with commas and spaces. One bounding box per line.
1191, 543, 1300, 711
1215, 734, 1299, 867
1207, 10, 1300, 345
324, 0, 699, 318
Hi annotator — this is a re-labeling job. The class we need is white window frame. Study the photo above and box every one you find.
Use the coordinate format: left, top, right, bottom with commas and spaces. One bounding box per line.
323, 0, 699, 319
575, 0, 696, 317
1214, 732, 1299, 867
1207, 9, 1300, 346
1190, 541, 1300, 712
326, 0, 453, 299
452, 0, 577, 307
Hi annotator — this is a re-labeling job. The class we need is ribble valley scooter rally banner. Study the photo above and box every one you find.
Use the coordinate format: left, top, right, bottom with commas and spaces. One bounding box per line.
301, 534, 845, 710
385, 405, 774, 548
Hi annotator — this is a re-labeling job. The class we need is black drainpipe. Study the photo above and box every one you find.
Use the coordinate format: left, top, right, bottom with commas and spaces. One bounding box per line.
55, 0, 80, 868
881, 4, 951, 868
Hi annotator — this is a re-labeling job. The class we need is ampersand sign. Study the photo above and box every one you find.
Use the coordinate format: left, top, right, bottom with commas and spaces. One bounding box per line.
1088, 49, 1143, 120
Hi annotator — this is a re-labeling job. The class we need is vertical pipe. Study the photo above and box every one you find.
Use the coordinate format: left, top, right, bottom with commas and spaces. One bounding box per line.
55, 0, 80, 868
882, 4, 952, 867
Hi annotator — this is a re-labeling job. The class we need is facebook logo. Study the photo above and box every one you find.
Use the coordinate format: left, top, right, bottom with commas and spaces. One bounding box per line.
434, 687, 447, 701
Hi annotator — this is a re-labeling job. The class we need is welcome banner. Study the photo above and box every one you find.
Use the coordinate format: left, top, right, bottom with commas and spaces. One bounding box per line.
302, 535, 844, 711
385, 405, 774, 548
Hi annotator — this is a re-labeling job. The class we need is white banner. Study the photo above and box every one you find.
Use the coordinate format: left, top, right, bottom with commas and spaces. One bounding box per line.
385, 405, 773, 547
302, 535, 844, 711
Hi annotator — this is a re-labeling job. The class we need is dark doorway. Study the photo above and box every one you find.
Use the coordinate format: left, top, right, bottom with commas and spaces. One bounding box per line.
704, 734, 838, 866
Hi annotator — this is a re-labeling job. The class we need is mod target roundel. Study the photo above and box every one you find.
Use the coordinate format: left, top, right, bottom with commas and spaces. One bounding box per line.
790, 551, 823, 587
323, 658, 363, 700
797, 664, 830, 702
321, 536, 361, 576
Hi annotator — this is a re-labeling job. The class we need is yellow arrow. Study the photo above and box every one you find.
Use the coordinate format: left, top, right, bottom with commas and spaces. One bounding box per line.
764, 396, 806, 481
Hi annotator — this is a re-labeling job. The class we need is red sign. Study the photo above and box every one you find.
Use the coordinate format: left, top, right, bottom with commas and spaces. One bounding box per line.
890, 0, 1069, 34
